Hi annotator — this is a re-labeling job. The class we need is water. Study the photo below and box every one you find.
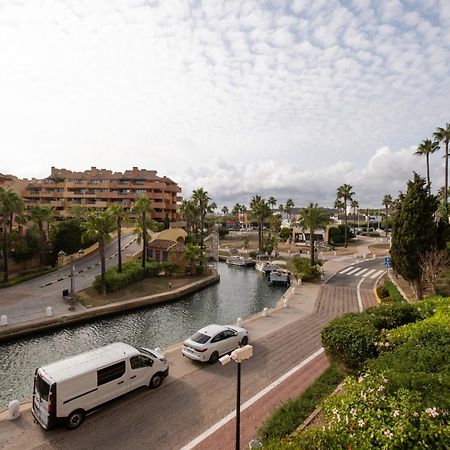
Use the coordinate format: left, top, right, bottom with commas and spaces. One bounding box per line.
0, 263, 286, 408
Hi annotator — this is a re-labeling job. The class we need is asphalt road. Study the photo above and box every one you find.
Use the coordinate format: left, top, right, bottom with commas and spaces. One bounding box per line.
28, 257, 382, 450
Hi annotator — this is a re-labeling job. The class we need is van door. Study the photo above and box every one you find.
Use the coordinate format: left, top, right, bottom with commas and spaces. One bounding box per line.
96, 361, 128, 404
32, 369, 55, 429
129, 355, 154, 390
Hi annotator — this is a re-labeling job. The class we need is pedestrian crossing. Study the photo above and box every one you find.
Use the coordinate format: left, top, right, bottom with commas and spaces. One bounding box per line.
338, 266, 385, 279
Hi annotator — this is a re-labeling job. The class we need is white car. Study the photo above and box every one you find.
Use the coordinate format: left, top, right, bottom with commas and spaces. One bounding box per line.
182, 324, 249, 363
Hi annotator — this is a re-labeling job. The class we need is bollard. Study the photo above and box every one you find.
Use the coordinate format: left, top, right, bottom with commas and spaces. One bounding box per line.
263, 307, 268, 317
334, 251, 336, 256
46, 306, 53, 317
155, 347, 161, 354
292, 287, 295, 295
1, 315, 7, 326
237, 317, 242, 327
8, 400, 20, 420
283, 298, 289, 308
298, 278, 302, 286
168, 282, 172, 289
373, 253, 376, 259
363, 254, 366, 259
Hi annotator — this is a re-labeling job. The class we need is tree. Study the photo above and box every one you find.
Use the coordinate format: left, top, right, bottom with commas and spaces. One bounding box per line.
336, 184, 354, 248
192, 188, 211, 248
250, 195, 271, 251
179, 200, 197, 238
299, 203, 331, 265
28, 205, 54, 268
350, 199, 359, 221
434, 123, 450, 219
285, 198, 294, 222
382, 194, 393, 224
268, 196, 277, 212
221, 206, 229, 216
419, 248, 449, 295
414, 139, 439, 193
184, 243, 203, 275
108, 204, 128, 273
0, 188, 24, 282
82, 210, 115, 295
131, 196, 155, 268
391, 173, 439, 300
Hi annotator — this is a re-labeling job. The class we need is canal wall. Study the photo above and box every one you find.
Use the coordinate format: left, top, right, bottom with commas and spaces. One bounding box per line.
0, 273, 220, 343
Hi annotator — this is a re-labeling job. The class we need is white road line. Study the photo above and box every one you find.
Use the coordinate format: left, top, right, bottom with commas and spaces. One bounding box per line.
370, 270, 385, 279
339, 266, 354, 274
354, 269, 368, 277
346, 267, 361, 275
179, 348, 325, 450
363, 269, 376, 278
356, 278, 364, 312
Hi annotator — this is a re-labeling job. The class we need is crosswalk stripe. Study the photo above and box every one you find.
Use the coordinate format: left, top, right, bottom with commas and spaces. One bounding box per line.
340, 266, 354, 274
354, 269, 368, 276
363, 269, 376, 278
347, 267, 361, 275
370, 270, 385, 279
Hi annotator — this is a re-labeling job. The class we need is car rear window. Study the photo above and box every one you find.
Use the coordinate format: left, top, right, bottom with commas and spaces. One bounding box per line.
191, 332, 210, 344
35, 373, 50, 401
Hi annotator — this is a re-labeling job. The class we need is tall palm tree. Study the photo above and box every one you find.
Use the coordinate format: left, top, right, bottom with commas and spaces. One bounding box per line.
434, 123, 450, 218
232, 203, 241, 228
336, 184, 354, 248
179, 200, 196, 238
109, 204, 128, 273
415, 139, 439, 193
82, 210, 115, 295
334, 199, 344, 220
350, 199, 359, 220
382, 194, 393, 224
299, 203, 331, 265
184, 243, 203, 275
131, 196, 154, 268
192, 188, 211, 248
268, 196, 277, 213
221, 206, 229, 216
250, 196, 271, 251
0, 188, 24, 282
28, 205, 54, 268
285, 198, 294, 222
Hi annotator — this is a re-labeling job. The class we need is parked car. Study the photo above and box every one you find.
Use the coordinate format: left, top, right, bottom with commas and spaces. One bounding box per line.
32, 343, 168, 430
182, 324, 249, 363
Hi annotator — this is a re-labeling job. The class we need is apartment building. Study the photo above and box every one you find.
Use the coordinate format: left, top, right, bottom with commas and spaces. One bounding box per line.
22, 167, 182, 222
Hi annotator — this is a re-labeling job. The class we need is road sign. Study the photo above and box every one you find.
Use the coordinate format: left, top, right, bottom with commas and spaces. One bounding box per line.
384, 257, 392, 268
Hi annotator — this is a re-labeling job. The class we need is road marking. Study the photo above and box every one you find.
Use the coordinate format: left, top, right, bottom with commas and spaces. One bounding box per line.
354, 268, 368, 277
346, 267, 361, 275
339, 266, 354, 274
363, 269, 375, 278
370, 270, 385, 279
179, 348, 325, 450
356, 278, 364, 312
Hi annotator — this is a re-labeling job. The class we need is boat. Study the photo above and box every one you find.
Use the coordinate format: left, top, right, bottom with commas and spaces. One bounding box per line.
226, 256, 255, 267
269, 270, 291, 286
255, 261, 279, 274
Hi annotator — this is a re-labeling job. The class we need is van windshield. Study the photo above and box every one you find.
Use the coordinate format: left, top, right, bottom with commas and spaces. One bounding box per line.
137, 347, 156, 359
35, 373, 50, 402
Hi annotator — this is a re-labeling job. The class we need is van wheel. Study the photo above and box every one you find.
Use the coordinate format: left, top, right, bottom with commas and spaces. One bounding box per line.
240, 336, 248, 346
209, 351, 219, 364
67, 410, 85, 429
149, 373, 163, 389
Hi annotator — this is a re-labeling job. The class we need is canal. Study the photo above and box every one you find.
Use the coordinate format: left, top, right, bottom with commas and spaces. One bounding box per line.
0, 263, 286, 409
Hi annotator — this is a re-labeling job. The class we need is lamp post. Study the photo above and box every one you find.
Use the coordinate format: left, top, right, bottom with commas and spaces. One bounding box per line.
219, 344, 253, 450
58, 249, 84, 309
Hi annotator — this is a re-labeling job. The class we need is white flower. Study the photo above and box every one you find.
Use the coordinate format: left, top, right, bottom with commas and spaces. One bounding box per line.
425, 407, 439, 418
384, 429, 393, 439
393, 410, 399, 417
378, 385, 385, 392
351, 408, 357, 417
358, 419, 364, 428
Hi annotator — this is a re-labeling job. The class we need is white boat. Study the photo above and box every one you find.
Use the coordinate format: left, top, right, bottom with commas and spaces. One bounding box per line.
269, 270, 291, 286
226, 256, 255, 267
255, 261, 279, 274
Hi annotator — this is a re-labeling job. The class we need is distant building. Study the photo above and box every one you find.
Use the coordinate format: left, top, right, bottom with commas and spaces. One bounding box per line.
21, 166, 182, 222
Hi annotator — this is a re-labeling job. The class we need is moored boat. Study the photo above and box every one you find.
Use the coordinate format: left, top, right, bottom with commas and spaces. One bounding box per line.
255, 261, 279, 274
226, 256, 255, 267
268, 270, 291, 286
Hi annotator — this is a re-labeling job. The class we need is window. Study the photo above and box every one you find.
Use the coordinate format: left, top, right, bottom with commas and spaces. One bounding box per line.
191, 332, 211, 344
211, 332, 224, 343
162, 251, 168, 262
130, 355, 153, 369
97, 361, 126, 386
35, 374, 50, 401
223, 330, 236, 339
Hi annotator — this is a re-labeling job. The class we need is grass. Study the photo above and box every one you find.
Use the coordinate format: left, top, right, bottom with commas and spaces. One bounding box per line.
384, 278, 406, 302
257, 363, 344, 444
0, 266, 57, 288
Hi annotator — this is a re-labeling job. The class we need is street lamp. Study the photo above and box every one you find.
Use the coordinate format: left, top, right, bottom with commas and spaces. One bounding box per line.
58, 249, 84, 310
219, 344, 253, 450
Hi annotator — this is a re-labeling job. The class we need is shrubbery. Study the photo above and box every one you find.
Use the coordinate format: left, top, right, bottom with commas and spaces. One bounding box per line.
93, 260, 178, 293
291, 256, 321, 282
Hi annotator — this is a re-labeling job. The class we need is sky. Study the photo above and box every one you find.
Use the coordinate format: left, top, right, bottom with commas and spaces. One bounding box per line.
1, 0, 450, 209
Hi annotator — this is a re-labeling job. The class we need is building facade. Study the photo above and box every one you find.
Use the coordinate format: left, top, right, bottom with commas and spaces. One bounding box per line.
22, 167, 182, 222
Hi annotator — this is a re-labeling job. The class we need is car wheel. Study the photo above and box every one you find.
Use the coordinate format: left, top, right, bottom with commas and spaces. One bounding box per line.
209, 351, 219, 364
240, 336, 249, 346
149, 373, 163, 389
67, 409, 85, 429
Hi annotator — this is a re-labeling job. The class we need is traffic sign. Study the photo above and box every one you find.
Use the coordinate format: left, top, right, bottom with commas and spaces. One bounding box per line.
384, 257, 392, 268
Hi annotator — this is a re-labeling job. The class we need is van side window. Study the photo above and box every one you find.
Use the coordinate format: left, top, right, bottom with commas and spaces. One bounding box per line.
130, 355, 153, 369
97, 361, 126, 386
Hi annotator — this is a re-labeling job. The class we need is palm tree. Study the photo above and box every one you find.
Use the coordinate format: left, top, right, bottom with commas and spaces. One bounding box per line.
350, 199, 359, 221
221, 206, 229, 216
131, 196, 155, 268
109, 204, 128, 273
250, 196, 271, 251
179, 200, 196, 238
382, 194, 393, 224
268, 196, 277, 213
336, 184, 354, 248
192, 188, 211, 248
415, 139, 439, 193
334, 199, 344, 220
28, 205, 54, 268
82, 210, 115, 295
299, 203, 331, 265
434, 123, 450, 218
232, 203, 241, 228
184, 243, 203, 275
285, 198, 295, 222
0, 188, 24, 282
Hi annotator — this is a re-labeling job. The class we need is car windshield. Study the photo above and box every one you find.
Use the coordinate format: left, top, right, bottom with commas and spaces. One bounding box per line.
136, 347, 157, 359
190, 332, 211, 344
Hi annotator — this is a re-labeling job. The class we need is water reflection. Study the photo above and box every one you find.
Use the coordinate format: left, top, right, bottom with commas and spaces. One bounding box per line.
0, 263, 285, 408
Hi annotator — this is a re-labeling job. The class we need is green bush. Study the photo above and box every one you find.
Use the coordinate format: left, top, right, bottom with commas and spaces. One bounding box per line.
279, 227, 292, 241
291, 256, 321, 281
263, 428, 343, 450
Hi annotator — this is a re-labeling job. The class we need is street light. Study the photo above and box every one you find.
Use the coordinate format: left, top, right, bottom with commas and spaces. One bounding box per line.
219, 344, 253, 450
58, 249, 84, 310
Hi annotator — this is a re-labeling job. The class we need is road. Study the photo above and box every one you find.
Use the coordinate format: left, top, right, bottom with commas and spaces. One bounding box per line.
22, 257, 384, 450
0, 234, 140, 324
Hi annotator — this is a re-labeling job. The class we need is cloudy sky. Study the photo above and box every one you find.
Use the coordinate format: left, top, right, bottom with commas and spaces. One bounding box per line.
1, 0, 449, 208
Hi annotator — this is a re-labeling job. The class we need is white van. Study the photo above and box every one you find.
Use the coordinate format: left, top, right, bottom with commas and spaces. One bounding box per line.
32, 342, 169, 430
